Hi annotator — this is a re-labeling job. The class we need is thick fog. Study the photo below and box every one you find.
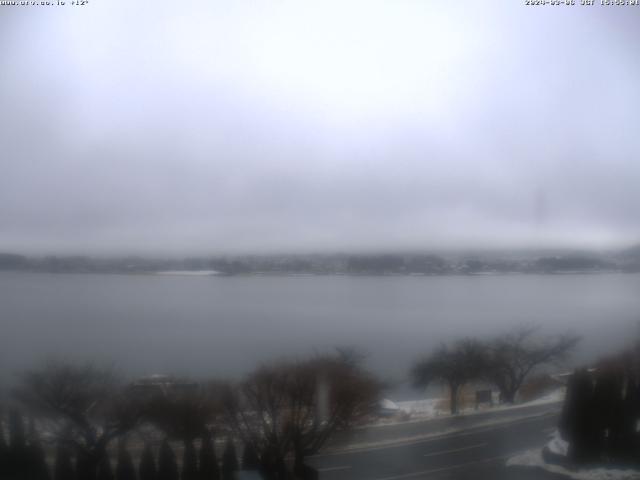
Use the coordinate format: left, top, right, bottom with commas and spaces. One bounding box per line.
1, 1, 639, 254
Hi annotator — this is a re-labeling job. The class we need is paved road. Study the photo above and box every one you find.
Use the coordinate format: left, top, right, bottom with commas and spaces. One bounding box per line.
307, 404, 564, 480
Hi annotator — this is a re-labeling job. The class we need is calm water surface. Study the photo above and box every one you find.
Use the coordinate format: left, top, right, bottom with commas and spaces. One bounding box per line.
1, 272, 639, 393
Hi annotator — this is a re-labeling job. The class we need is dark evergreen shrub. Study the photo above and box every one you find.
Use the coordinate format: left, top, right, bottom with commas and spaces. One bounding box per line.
241, 442, 260, 470
592, 369, 621, 458
138, 443, 157, 480
97, 452, 114, 480
0, 413, 8, 478
607, 363, 639, 461
8, 410, 26, 451
220, 439, 238, 480
54, 444, 75, 480
182, 441, 198, 480
157, 440, 179, 480
559, 360, 640, 466
27, 427, 51, 480
8, 409, 28, 477
76, 448, 97, 480
198, 432, 219, 480
559, 368, 597, 463
115, 441, 137, 480
259, 447, 285, 480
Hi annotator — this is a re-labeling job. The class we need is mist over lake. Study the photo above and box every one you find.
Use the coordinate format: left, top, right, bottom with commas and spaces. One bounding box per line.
2, 271, 638, 393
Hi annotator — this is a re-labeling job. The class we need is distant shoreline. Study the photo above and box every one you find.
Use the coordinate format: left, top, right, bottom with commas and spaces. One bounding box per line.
0, 268, 636, 278
1, 248, 639, 276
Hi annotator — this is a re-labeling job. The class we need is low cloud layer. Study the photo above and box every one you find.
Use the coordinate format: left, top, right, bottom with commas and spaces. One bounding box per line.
1, 1, 639, 254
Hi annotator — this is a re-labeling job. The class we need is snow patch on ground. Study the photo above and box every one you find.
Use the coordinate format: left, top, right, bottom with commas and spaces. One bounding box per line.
371, 388, 565, 427
524, 388, 565, 406
508, 448, 640, 480
396, 398, 439, 417
548, 429, 569, 457
410, 388, 563, 417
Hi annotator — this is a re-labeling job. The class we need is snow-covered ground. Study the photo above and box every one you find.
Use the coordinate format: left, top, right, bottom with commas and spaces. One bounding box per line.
521, 388, 565, 406
395, 398, 439, 417
373, 387, 565, 427
508, 447, 640, 480
508, 429, 640, 480
547, 429, 569, 457
400, 388, 564, 417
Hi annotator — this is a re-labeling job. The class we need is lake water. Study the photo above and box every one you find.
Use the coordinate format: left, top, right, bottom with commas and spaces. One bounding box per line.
1, 272, 639, 396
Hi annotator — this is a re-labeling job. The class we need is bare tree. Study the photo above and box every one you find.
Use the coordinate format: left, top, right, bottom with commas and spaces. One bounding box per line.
485, 326, 580, 403
412, 339, 486, 415
16, 361, 142, 479
223, 351, 381, 476
142, 381, 223, 443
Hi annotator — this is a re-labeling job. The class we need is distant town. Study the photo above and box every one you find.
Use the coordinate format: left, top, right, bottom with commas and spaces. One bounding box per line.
1, 245, 639, 276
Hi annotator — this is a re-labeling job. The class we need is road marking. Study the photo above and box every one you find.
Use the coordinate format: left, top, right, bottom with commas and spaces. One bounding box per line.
317, 465, 352, 472
374, 454, 509, 480
423, 442, 487, 457
312, 412, 555, 458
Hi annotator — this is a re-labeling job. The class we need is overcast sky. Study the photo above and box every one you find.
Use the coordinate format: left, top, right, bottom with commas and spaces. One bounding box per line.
1, 1, 639, 255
